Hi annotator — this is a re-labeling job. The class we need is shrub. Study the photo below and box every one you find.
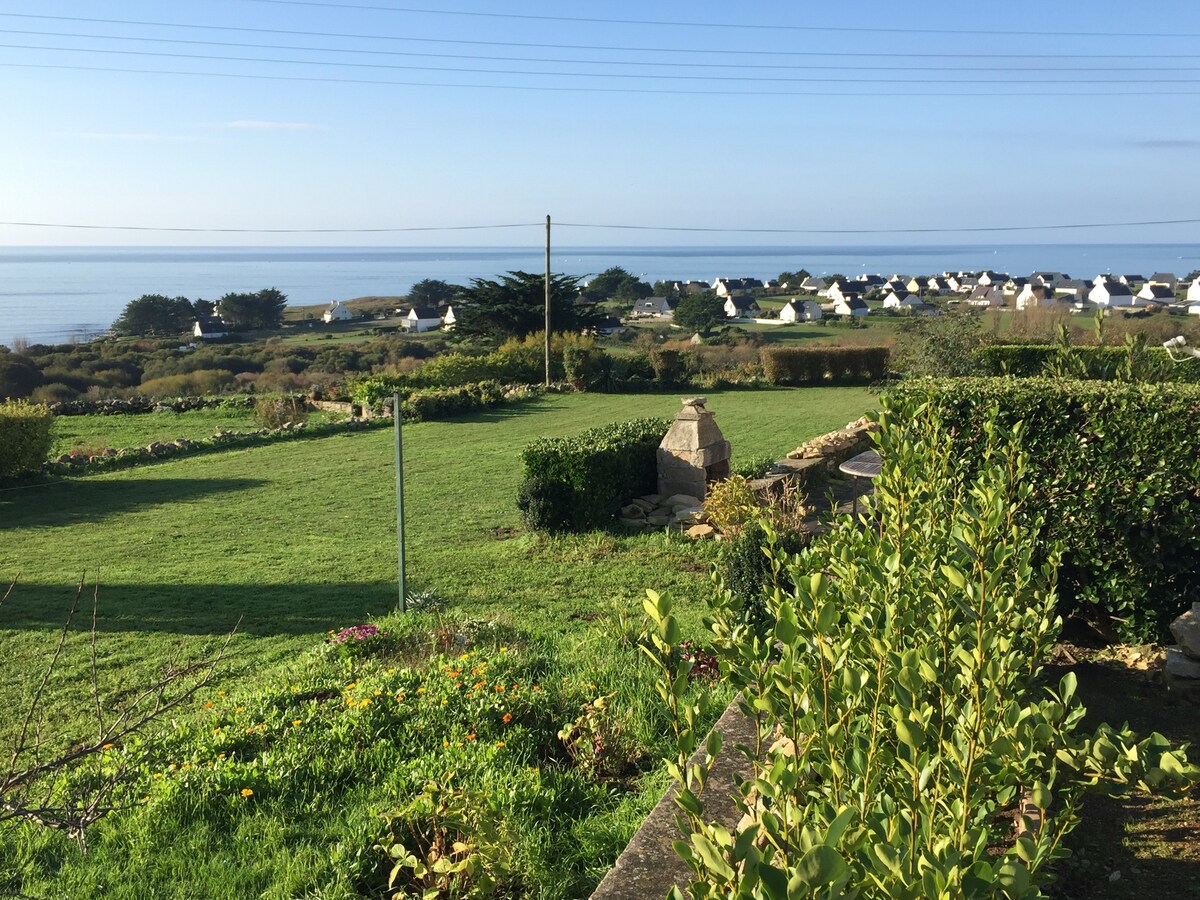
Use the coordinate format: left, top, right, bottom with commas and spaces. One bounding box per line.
718, 520, 810, 629
643, 399, 1199, 899
253, 396, 309, 429
760, 346, 889, 385
0, 400, 54, 478
518, 417, 670, 532
975, 343, 1200, 383
703, 475, 761, 534
886, 377, 1200, 640
516, 477, 578, 533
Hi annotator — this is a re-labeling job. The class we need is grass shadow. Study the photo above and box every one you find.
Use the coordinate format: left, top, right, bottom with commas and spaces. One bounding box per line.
1044, 659, 1200, 899
0, 478, 268, 530
0, 581, 398, 637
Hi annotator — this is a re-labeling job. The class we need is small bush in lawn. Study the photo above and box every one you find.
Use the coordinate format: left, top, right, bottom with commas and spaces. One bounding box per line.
703, 475, 761, 534
516, 477, 578, 533
718, 520, 811, 628
253, 395, 308, 429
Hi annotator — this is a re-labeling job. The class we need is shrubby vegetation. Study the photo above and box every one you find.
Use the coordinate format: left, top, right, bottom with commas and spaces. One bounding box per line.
886, 378, 1200, 641
0, 400, 54, 478
761, 346, 889, 386
644, 400, 1199, 898
518, 418, 670, 532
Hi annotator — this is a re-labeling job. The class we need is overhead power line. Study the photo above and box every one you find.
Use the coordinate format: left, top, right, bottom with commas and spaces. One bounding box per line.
232, 0, 1200, 39
7, 61, 1199, 96
9, 28, 1197, 72
1, 13, 1193, 60
8, 42, 1195, 82
6, 218, 1200, 236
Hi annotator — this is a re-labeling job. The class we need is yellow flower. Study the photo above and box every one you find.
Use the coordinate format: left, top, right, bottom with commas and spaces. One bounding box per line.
153, 773, 163, 779
217, 690, 225, 696
500, 646, 508, 653
443, 740, 450, 747
292, 719, 302, 726
240, 788, 254, 798
495, 741, 505, 748
416, 687, 426, 695
236, 706, 244, 713
102, 742, 114, 750
374, 690, 382, 696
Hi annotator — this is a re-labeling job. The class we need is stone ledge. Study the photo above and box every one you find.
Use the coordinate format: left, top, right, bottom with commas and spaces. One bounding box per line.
589, 699, 759, 900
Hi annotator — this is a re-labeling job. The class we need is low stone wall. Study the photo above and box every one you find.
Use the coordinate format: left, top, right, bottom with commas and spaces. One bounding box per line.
48, 395, 259, 416
749, 416, 878, 496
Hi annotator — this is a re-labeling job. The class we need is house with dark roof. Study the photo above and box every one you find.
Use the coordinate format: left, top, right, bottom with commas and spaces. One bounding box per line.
966, 286, 1004, 308
779, 299, 822, 322
1137, 284, 1175, 305
403, 306, 444, 332
1088, 280, 1135, 308
1150, 272, 1179, 290
832, 295, 869, 317
633, 296, 677, 318
825, 280, 867, 306
723, 297, 760, 318
1015, 285, 1057, 310
192, 316, 227, 340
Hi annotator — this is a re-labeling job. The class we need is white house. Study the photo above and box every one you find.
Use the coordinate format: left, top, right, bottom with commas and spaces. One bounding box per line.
723, 297, 759, 318
906, 277, 930, 294
884, 291, 922, 309
833, 296, 869, 317
825, 281, 866, 306
966, 286, 1004, 308
403, 306, 444, 332
798, 276, 827, 293
1137, 284, 1176, 305
977, 270, 1007, 286
779, 299, 822, 322
1088, 280, 1136, 308
1189, 301, 1200, 316
1187, 278, 1200, 304
1149, 272, 1179, 290
192, 316, 226, 340
1031, 271, 1069, 287
323, 300, 353, 323
633, 296, 676, 318
441, 305, 458, 330
712, 277, 762, 297
1015, 285, 1057, 310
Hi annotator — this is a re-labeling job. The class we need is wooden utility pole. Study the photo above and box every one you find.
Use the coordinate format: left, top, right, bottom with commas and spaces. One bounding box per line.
393, 393, 406, 612
544, 214, 551, 387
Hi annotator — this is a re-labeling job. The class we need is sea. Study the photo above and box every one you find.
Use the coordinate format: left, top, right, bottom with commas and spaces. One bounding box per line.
2, 243, 1198, 348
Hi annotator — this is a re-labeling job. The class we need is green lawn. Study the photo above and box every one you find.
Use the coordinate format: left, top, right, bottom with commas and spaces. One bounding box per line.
48, 406, 342, 456
3, 388, 874, 744
1, 387, 874, 896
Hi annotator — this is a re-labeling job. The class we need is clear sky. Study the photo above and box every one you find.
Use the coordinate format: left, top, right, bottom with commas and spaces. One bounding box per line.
2, 0, 1200, 246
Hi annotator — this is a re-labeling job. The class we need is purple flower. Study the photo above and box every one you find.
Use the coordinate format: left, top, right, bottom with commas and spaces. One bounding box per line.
328, 624, 384, 645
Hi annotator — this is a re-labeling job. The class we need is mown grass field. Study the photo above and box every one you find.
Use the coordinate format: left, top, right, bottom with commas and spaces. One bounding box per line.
0, 387, 875, 896
48, 406, 342, 457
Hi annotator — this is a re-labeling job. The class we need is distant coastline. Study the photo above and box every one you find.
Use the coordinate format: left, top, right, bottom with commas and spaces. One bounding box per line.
3, 243, 1198, 348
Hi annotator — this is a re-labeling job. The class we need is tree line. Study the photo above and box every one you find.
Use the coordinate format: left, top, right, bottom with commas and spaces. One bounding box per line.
112, 289, 288, 336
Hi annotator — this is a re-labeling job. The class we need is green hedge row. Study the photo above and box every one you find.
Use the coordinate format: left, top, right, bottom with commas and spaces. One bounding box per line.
884, 378, 1200, 640
974, 344, 1200, 383
517, 417, 670, 532
0, 400, 55, 479
761, 346, 889, 385
349, 376, 513, 416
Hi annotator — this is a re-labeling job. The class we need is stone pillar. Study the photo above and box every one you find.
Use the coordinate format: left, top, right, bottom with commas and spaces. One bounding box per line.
657, 397, 731, 501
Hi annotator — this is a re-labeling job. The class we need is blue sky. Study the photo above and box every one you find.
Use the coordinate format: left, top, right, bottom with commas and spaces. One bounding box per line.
2, 0, 1200, 245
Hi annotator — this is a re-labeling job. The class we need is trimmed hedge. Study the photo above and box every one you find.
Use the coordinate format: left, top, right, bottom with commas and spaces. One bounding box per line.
349, 376, 513, 418
884, 378, 1200, 640
517, 417, 670, 532
761, 346, 889, 385
974, 344, 1200, 383
0, 400, 54, 478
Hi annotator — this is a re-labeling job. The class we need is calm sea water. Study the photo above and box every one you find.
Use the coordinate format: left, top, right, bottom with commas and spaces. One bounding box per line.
2, 243, 1198, 348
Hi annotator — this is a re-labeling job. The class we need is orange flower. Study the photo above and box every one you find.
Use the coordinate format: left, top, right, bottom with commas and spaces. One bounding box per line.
494, 685, 505, 693
502, 713, 513, 724
466, 733, 476, 741
204, 701, 214, 709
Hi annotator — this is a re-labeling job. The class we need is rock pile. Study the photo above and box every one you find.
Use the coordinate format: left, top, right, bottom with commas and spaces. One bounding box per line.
48, 396, 258, 417
786, 416, 877, 464
619, 493, 713, 537
1167, 602, 1200, 681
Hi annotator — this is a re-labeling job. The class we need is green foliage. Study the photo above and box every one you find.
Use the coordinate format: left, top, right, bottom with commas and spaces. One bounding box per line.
451, 271, 596, 342
0, 351, 43, 400
216, 288, 288, 330
887, 378, 1200, 640
112, 294, 196, 337
672, 292, 726, 333
652, 402, 1200, 898
562, 345, 612, 391
732, 455, 776, 480
975, 343, 1200, 383
406, 278, 460, 309
718, 520, 810, 629
760, 346, 890, 385
889, 307, 985, 377
518, 418, 670, 532
253, 396, 309, 429
349, 376, 511, 420
582, 267, 652, 304
0, 400, 54, 478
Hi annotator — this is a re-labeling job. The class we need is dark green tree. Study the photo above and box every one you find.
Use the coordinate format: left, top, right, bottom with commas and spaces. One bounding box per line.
407, 279, 459, 308
112, 294, 195, 336
672, 291, 726, 333
0, 350, 42, 400
216, 288, 288, 330
581, 267, 652, 303
452, 271, 595, 342
652, 280, 682, 298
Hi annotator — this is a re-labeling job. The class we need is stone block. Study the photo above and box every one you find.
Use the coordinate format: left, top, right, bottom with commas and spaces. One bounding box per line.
1169, 603, 1200, 660
1166, 646, 1200, 679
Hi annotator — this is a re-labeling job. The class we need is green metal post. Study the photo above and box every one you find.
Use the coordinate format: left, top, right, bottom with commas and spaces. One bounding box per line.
393, 392, 406, 612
